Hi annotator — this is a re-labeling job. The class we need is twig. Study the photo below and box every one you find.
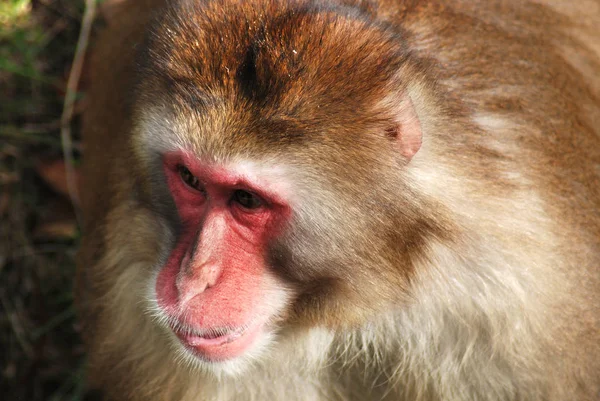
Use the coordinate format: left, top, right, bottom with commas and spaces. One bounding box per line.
0, 293, 34, 358
60, 0, 97, 225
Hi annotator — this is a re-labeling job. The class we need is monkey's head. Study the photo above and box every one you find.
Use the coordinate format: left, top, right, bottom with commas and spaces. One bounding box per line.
130, 0, 436, 372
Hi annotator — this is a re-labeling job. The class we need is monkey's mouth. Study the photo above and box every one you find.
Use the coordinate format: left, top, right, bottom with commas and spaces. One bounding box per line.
179, 326, 246, 344
171, 322, 264, 361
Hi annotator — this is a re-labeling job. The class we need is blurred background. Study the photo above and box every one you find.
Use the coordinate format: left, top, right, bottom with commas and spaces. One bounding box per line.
1, 0, 99, 399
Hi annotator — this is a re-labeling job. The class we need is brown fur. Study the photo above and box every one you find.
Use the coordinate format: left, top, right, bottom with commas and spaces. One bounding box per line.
77, 1, 600, 400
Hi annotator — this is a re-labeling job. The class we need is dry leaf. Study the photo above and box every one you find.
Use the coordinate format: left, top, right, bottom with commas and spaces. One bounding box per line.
35, 159, 80, 206
33, 197, 78, 240
33, 220, 78, 240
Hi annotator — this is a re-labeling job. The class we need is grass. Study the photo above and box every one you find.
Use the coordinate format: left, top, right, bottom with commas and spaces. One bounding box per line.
0, 0, 91, 399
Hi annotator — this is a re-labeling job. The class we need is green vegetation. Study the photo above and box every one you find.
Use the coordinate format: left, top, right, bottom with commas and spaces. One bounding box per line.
1, 0, 90, 399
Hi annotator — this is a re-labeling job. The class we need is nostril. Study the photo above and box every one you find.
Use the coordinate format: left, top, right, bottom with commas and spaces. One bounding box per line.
176, 262, 221, 305
176, 273, 209, 306
202, 264, 220, 288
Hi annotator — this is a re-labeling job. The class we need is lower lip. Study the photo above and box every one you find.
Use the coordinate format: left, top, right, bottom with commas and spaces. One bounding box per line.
174, 322, 264, 361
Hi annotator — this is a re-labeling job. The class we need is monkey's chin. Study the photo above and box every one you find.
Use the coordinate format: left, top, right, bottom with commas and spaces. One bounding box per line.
173, 322, 265, 362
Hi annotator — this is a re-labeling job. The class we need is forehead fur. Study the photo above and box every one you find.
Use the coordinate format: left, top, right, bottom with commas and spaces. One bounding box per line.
134, 0, 413, 158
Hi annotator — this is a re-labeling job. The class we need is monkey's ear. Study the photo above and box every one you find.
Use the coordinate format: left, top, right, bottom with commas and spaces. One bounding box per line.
383, 96, 422, 161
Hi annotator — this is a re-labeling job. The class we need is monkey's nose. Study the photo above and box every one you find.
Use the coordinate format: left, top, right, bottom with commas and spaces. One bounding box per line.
176, 262, 221, 306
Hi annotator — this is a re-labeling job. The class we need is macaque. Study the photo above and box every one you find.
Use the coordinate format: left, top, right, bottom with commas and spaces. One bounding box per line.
76, 0, 600, 400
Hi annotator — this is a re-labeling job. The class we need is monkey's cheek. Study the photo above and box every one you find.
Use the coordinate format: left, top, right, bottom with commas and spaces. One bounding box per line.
175, 322, 265, 361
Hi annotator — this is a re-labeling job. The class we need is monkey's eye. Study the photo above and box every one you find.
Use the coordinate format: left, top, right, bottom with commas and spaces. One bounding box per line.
177, 165, 202, 191
232, 190, 263, 210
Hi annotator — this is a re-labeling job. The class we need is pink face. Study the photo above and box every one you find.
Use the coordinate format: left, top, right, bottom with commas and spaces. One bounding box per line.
155, 151, 292, 362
